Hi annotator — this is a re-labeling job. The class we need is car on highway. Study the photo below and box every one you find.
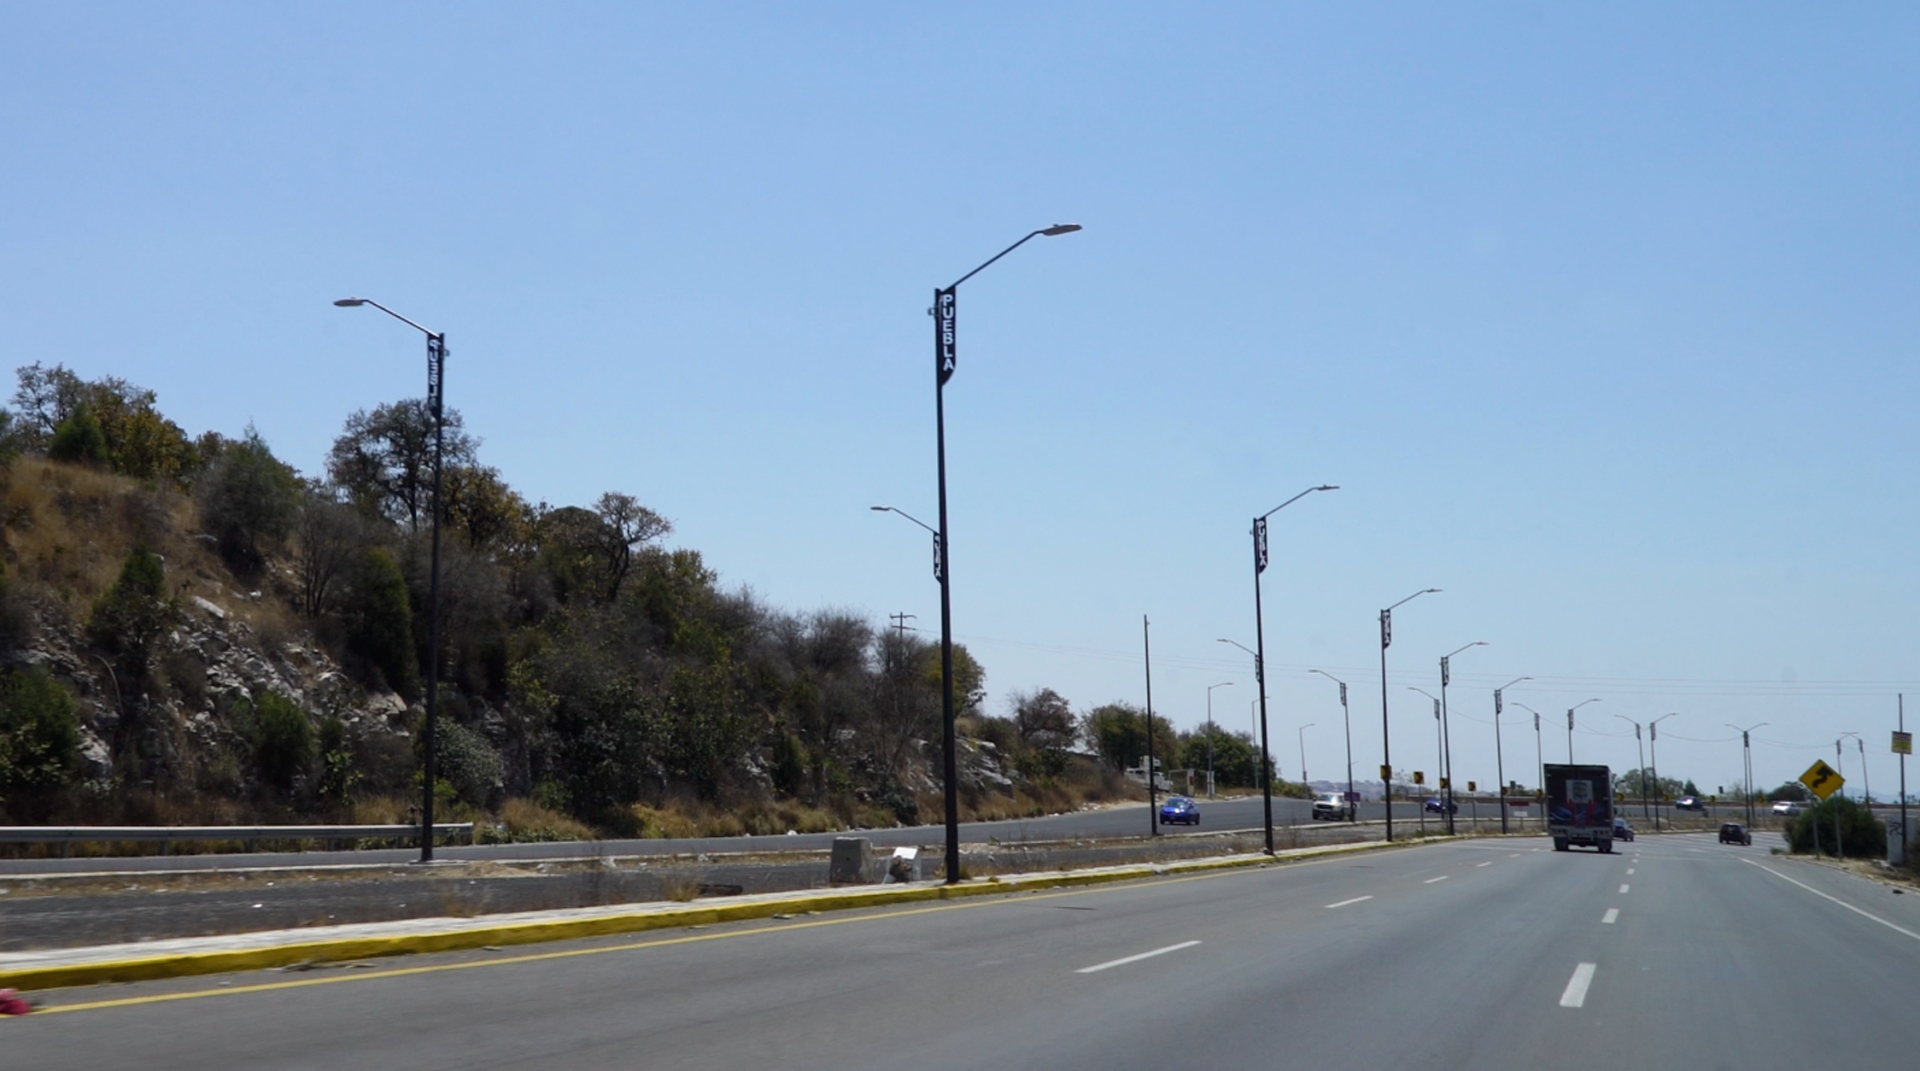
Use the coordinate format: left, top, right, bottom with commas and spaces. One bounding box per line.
1675, 796, 1705, 811
1771, 800, 1803, 817
1719, 822, 1753, 845
1311, 792, 1355, 821
1159, 796, 1200, 826
1423, 796, 1458, 814
1613, 817, 1635, 841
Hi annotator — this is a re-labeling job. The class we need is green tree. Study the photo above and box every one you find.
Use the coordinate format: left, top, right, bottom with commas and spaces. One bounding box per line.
326, 399, 477, 533
247, 691, 314, 795
1081, 702, 1178, 772
47, 402, 108, 466
0, 667, 81, 810
195, 425, 299, 572
419, 716, 505, 809
343, 548, 420, 699
88, 545, 175, 677
1177, 726, 1260, 787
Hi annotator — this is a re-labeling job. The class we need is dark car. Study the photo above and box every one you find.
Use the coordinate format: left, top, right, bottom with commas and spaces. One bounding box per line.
1675, 796, 1705, 812
1718, 822, 1752, 846
1423, 796, 1458, 814
1159, 796, 1200, 826
1613, 817, 1635, 841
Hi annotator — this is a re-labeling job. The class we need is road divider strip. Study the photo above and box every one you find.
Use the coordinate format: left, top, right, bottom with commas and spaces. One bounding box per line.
0, 835, 1458, 993
1076, 940, 1201, 974
1559, 963, 1597, 1008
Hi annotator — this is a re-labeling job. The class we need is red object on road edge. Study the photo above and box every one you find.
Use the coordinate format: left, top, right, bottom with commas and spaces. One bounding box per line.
0, 988, 32, 1015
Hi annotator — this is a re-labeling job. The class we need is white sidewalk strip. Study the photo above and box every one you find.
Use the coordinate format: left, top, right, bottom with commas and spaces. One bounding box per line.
1559, 963, 1598, 1007
1325, 896, 1373, 909
1076, 940, 1202, 974
1424, 875, 1449, 884
1602, 908, 1619, 924
1743, 859, 1920, 942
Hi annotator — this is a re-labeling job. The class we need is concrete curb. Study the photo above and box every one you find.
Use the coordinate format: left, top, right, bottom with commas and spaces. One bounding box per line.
1, 834, 1449, 992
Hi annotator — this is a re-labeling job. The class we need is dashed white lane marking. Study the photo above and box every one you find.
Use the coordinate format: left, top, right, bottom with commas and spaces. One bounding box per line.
1742, 859, 1920, 942
1476, 861, 1492, 868
1559, 963, 1598, 1007
1509, 853, 1520, 857
1077, 940, 1202, 974
1602, 908, 1619, 924
1627, 868, 1636, 875
1619, 884, 1631, 894
1325, 896, 1373, 909
1425, 876, 1449, 884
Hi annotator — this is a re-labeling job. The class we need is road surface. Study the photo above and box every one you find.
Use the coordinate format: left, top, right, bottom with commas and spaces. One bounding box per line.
9, 832, 1915, 1068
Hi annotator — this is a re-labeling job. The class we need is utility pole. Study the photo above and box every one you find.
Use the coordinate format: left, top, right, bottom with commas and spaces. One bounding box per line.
889, 612, 917, 640
1144, 615, 1157, 836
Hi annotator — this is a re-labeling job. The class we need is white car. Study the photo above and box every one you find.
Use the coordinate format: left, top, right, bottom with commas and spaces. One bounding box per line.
1311, 792, 1355, 821
1771, 800, 1803, 816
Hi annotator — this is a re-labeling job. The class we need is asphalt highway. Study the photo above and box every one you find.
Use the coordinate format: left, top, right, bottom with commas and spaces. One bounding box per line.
11, 832, 1917, 1068
0, 795, 1490, 875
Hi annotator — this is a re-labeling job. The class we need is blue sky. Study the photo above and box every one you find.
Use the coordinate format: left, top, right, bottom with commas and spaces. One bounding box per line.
6, 3, 1919, 798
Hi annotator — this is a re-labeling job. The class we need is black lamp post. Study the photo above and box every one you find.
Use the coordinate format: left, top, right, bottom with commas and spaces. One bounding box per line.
1726, 721, 1766, 828
1437, 641, 1486, 834
1616, 715, 1649, 821
1378, 588, 1440, 842
1240, 485, 1337, 855
1309, 669, 1355, 821
1650, 712, 1677, 831
926, 224, 1080, 884
333, 296, 446, 864
1566, 697, 1601, 763
1492, 677, 1528, 834
1513, 701, 1546, 831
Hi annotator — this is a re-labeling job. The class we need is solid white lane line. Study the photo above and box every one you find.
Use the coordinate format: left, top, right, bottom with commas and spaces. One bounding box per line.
1602, 908, 1619, 924
1559, 963, 1598, 1008
1425, 875, 1449, 884
1619, 884, 1630, 894
1476, 862, 1492, 868
1325, 896, 1373, 909
1742, 859, 1920, 942
1076, 940, 1202, 974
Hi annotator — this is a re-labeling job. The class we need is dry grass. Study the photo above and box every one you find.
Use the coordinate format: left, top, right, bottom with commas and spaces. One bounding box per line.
496, 798, 595, 842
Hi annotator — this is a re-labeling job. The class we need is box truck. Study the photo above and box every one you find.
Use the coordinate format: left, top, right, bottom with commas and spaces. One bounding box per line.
1544, 763, 1614, 853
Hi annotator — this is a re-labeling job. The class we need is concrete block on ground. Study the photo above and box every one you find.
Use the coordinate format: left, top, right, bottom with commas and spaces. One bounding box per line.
829, 837, 872, 885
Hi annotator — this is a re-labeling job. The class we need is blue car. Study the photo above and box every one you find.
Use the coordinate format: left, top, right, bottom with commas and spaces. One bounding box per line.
1160, 796, 1200, 826
1423, 796, 1458, 814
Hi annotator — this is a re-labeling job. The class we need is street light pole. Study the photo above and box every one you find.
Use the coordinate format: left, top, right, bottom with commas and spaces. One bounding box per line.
1650, 712, 1678, 832
1727, 721, 1767, 828
1310, 669, 1355, 821
1410, 687, 1442, 811
1378, 588, 1440, 842
1616, 715, 1648, 821
927, 224, 1081, 884
1493, 677, 1529, 834
1205, 681, 1233, 799
1839, 732, 1866, 805
1244, 484, 1338, 855
1298, 723, 1315, 784
1437, 641, 1486, 834
1514, 702, 1547, 831
1566, 697, 1602, 763
334, 297, 446, 865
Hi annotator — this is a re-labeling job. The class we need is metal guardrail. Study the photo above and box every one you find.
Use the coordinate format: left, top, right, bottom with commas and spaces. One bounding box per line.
0, 823, 475, 857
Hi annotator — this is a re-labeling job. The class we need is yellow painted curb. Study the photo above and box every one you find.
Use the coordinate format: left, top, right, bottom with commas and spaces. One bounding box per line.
1, 834, 1444, 992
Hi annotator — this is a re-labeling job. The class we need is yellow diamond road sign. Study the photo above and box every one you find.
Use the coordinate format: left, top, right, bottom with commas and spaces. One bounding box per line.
1799, 759, 1844, 801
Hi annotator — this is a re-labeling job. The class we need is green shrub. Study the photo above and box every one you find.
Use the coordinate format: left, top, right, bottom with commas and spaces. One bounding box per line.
1786, 796, 1885, 857
0, 667, 81, 806
248, 691, 314, 794
419, 716, 504, 809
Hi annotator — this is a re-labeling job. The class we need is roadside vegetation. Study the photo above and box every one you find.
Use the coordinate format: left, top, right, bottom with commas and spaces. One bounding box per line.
0, 363, 1274, 849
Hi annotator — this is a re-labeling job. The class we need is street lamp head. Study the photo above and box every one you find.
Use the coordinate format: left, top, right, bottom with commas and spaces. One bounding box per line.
1040, 223, 1083, 236
870, 506, 890, 512
1315, 485, 1339, 492
333, 298, 368, 307
1426, 588, 1442, 594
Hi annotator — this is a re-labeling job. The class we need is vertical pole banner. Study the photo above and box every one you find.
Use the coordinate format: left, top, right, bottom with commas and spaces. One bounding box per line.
1253, 517, 1269, 574
936, 287, 957, 386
